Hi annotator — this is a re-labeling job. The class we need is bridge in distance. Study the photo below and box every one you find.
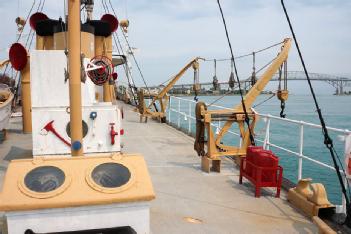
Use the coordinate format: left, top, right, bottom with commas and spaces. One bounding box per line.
152, 71, 351, 95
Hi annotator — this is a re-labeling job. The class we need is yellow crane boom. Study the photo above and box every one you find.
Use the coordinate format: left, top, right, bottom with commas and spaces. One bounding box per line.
138, 57, 202, 122
194, 38, 292, 173
235, 38, 292, 111
0, 59, 10, 69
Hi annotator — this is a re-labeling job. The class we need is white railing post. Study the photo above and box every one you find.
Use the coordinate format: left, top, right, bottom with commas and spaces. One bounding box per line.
178, 98, 181, 128
342, 177, 347, 214
263, 117, 271, 150
342, 134, 351, 213
298, 123, 304, 181
188, 101, 191, 134
168, 96, 172, 122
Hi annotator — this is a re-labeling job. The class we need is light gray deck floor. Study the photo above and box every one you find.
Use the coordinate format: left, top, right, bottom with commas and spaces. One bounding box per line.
0, 101, 317, 234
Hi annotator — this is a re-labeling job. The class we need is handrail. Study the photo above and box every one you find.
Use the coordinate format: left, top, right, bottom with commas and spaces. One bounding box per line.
169, 96, 351, 134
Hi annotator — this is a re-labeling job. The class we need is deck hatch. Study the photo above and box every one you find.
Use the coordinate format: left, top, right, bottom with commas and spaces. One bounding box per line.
91, 163, 130, 188
24, 166, 65, 193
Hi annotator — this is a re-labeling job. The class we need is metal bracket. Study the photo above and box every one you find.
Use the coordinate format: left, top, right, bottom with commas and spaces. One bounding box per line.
80, 53, 87, 83
64, 68, 69, 83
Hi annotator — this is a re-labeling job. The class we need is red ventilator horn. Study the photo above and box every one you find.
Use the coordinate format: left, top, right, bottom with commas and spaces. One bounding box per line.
101, 14, 119, 33
112, 72, 118, 80
9, 43, 28, 71
29, 12, 48, 30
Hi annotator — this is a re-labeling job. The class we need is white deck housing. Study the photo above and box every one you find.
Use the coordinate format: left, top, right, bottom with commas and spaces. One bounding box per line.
30, 50, 122, 156
5, 202, 150, 234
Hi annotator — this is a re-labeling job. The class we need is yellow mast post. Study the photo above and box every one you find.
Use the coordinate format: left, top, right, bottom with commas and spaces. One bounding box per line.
94, 35, 113, 102
21, 62, 32, 133
105, 35, 113, 102
104, 36, 116, 102
68, 0, 83, 156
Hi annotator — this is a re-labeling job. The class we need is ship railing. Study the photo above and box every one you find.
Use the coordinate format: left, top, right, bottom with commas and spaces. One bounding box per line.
163, 95, 351, 214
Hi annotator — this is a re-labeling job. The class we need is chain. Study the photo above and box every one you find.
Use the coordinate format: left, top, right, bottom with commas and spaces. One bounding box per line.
280, 100, 286, 118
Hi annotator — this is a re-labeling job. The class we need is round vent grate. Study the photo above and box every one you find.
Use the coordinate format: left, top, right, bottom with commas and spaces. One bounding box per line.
24, 166, 65, 193
91, 163, 131, 188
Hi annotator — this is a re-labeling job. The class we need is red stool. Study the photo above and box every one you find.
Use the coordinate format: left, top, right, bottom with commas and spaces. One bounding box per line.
239, 148, 283, 198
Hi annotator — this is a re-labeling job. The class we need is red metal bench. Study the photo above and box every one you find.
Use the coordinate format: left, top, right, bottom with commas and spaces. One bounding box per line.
239, 146, 283, 198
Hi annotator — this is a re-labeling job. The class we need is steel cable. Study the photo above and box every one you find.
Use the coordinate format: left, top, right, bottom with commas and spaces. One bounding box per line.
107, 0, 151, 94
2, 0, 36, 77
102, 0, 139, 105
203, 40, 284, 62
281, 0, 351, 226
216, 0, 255, 145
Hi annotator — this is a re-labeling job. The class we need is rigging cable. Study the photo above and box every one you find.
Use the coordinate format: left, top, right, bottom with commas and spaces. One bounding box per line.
207, 53, 276, 107
202, 42, 281, 106
2, 0, 36, 78
104, 0, 142, 105
28, 0, 46, 50
207, 84, 239, 107
15, 0, 36, 43
102, 0, 139, 105
24, 0, 42, 49
107, 0, 159, 111
13, 0, 45, 106
203, 40, 284, 62
107, 0, 151, 95
216, 0, 255, 145
252, 93, 276, 108
281, 0, 351, 226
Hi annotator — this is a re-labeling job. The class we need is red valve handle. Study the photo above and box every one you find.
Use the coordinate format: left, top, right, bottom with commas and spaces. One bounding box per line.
110, 123, 118, 145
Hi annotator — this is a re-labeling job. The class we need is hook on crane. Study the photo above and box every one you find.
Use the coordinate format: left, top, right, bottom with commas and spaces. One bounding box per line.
251, 52, 257, 86
277, 60, 288, 118
212, 59, 219, 91
192, 60, 200, 102
228, 59, 235, 90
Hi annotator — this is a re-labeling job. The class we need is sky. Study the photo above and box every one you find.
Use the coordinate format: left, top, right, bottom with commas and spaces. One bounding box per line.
0, 0, 350, 94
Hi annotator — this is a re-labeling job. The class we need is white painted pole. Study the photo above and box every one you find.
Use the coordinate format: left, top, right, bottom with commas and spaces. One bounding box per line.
343, 134, 351, 213
178, 98, 180, 128
188, 101, 191, 133
298, 123, 304, 180
263, 118, 271, 150
168, 96, 172, 122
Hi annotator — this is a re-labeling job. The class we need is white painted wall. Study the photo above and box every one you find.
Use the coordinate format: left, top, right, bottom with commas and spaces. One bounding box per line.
6, 202, 150, 234
30, 50, 122, 156
30, 50, 96, 108
32, 105, 121, 156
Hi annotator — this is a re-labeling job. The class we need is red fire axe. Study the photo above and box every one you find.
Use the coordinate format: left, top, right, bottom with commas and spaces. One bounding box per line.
43, 120, 71, 147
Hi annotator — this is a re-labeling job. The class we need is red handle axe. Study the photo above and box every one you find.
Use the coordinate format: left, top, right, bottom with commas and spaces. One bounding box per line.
43, 120, 71, 147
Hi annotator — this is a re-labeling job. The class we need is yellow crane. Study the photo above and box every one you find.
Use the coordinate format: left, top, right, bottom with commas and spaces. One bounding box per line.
0, 59, 10, 69
194, 38, 292, 172
138, 57, 203, 122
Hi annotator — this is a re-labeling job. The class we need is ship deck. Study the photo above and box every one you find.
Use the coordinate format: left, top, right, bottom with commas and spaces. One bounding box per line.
0, 101, 317, 233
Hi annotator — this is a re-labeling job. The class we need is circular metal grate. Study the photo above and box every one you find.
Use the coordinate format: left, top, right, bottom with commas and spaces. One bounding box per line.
24, 166, 65, 193
91, 163, 131, 188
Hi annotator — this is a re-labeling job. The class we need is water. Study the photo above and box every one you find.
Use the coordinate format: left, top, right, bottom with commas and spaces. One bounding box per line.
167, 94, 351, 205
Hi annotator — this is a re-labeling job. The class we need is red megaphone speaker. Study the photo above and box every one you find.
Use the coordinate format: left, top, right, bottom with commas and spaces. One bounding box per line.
9, 43, 28, 71
101, 14, 119, 33
29, 12, 48, 30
